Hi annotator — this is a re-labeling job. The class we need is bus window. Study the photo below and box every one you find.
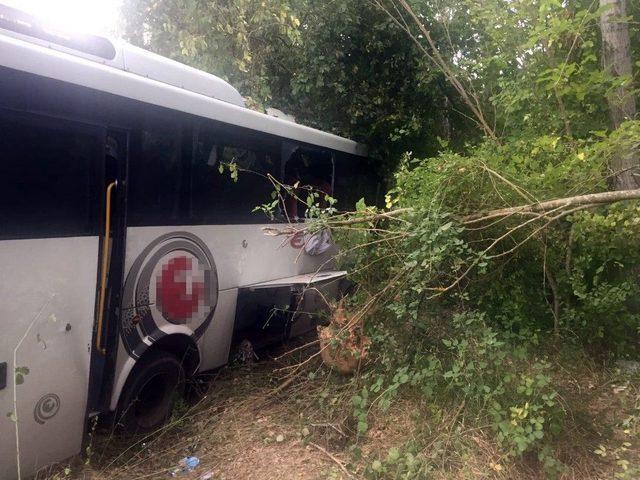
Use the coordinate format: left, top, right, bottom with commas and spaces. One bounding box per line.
190, 126, 278, 224
283, 146, 333, 220
222, 146, 258, 170
0, 112, 100, 240
127, 118, 184, 226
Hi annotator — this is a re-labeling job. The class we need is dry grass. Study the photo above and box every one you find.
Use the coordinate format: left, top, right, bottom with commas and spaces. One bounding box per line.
39, 339, 640, 480
41, 339, 355, 480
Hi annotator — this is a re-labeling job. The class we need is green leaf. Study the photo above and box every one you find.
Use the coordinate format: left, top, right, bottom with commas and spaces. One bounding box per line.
387, 447, 400, 461
357, 420, 368, 433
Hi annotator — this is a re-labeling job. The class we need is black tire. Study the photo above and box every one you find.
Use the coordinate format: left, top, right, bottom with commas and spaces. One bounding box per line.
116, 350, 185, 433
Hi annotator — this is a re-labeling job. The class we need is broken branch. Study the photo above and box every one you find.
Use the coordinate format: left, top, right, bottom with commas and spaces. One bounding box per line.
262, 208, 413, 236
463, 188, 640, 223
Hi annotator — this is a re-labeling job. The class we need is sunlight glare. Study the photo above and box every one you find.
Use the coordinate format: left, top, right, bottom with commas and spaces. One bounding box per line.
2, 0, 123, 36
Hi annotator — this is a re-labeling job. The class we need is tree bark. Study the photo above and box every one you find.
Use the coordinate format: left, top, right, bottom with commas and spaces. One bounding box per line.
600, 0, 639, 190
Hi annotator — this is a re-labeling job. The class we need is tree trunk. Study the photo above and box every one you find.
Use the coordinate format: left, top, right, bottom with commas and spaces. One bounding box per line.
600, 0, 639, 190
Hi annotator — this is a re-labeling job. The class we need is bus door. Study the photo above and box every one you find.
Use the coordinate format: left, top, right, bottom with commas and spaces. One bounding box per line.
87, 130, 128, 415
0, 111, 109, 479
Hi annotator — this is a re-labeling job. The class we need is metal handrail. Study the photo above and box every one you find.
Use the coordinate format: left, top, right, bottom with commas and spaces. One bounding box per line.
95, 180, 117, 355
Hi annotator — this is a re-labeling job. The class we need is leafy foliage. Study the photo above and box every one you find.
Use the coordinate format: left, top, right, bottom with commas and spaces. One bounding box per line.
323, 120, 640, 470
122, 0, 302, 106
122, 0, 467, 167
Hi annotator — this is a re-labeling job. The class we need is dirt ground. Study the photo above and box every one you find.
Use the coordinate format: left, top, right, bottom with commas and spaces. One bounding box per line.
39, 341, 353, 480
38, 339, 640, 480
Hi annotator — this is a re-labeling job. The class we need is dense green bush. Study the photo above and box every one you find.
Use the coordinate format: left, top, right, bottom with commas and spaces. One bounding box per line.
354, 121, 640, 354
349, 309, 562, 472
327, 122, 640, 469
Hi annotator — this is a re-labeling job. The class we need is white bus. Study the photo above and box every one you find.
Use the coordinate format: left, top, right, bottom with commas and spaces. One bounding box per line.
0, 5, 375, 478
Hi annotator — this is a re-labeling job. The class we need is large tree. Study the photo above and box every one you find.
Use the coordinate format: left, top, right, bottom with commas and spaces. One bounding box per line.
600, 0, 638, 190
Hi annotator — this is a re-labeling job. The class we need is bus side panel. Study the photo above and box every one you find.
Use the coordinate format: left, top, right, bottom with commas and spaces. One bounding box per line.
119, 224, 335, 290
109, 224, 336, 408
0, 237, 98, 480
199, 288, 238, 371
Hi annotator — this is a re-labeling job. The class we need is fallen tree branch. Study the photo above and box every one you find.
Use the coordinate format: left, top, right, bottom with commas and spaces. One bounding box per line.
479, 162, 538, 203
426, 204, 568, 297
262, 189, 640, 238
463, 188, 640, 223
262, 208, 413, 236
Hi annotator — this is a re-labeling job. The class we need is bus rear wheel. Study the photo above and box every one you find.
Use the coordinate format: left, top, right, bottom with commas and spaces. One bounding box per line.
116, 350, 185, 433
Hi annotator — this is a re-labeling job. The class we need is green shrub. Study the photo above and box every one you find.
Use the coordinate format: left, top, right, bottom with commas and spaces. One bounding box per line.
353, 311, 563, 463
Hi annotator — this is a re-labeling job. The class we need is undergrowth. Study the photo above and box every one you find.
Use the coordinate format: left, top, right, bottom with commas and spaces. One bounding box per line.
310, 120, 640, 478
43, 332, 640, 480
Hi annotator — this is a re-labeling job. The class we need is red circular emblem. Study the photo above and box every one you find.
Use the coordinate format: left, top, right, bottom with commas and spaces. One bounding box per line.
156, 256, 205, 324
121, 232, 218, 359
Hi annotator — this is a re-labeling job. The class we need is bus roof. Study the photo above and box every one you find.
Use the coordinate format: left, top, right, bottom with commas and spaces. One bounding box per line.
0, 4, 367, 157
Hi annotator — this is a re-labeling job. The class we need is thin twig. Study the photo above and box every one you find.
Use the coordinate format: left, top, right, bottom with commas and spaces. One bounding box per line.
309, 442, 356, 479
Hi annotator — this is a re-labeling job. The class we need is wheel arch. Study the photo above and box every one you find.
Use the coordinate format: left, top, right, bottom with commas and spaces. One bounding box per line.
144, 334, 201, 377
109, 333, 201, 411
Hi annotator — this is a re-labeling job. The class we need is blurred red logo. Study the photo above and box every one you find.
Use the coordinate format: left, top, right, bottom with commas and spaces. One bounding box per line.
156, 256, 205, 323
